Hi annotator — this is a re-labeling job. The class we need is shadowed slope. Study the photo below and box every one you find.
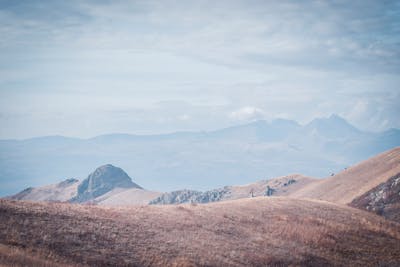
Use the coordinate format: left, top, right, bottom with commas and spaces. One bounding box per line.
291, 147, 400, 204
350, 172, 400, 222
1, 198, 399, 266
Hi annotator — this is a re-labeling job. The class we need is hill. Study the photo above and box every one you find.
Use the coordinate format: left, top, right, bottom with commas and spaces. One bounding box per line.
8, 178, 79, 202
93, 188, 162, 206
9, 165, 160, 206
290, 147, 400, 204
1, 198, 399, 266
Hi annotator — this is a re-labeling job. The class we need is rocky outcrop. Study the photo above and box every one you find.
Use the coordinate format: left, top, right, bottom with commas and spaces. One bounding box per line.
149, 187, 231, 205
265, 186, 276, 196
265, 179, 296, 196
197, 187, 231, 203
149, 189, 202, 204
71, 164, 141, 203
350, 172, 400, 222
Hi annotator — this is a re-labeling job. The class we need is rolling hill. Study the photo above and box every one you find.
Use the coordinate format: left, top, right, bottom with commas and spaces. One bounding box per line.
290, 147, 400, 204
8, 178, 79, 202
1, 197, 400, 266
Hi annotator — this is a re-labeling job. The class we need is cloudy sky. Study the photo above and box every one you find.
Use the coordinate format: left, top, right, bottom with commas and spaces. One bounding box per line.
0, 0, 399, 139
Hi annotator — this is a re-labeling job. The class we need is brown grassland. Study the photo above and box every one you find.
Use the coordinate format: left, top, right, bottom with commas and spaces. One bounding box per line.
1, 197, 400, 267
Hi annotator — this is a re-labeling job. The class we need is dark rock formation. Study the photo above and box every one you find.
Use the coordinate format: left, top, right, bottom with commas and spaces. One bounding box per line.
149, 189, 202, 204
196, 187, 231, 203
265, 186, 276, 196
283, 179, 296, 187
149, 187, 231, 205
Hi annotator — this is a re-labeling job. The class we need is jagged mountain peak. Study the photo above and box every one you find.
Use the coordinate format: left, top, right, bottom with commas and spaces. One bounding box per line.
305, 114, 361, 139
307, 114, 355, 127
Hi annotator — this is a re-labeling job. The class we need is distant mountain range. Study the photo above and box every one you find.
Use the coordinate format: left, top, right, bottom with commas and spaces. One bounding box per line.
1, 114, 399, 196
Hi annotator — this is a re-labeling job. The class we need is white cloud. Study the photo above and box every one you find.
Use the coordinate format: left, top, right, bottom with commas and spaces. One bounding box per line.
348, 100, 368, 121
229, 106, 266, 121
178, 114, 191, 121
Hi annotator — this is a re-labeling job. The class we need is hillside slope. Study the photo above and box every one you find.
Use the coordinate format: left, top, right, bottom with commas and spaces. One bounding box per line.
290, 147, 400, 204
8, 178, 79, 202
2, 116, 399, 197
1, 198, 400, 266
94, 188, 162, 206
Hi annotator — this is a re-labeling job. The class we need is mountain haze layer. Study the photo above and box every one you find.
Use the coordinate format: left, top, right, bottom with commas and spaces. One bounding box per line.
1, 115, 399, 196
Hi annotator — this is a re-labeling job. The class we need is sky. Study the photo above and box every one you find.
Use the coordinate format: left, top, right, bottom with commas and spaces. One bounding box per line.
0, 0, 399, 139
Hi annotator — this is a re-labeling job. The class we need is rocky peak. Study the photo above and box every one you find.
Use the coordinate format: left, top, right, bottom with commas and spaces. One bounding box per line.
71, 164, 141, 203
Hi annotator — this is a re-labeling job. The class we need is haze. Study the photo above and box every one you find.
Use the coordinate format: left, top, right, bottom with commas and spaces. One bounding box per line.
0, 0, 399, 139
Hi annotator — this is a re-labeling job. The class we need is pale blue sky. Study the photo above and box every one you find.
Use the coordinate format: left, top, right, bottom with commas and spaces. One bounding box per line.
0, 0, 399, 138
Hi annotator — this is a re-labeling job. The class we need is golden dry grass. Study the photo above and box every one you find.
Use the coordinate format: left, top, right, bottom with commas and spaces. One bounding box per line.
1, 197, 400, 266
0, 243, 81, 267
291, 147, 400, 204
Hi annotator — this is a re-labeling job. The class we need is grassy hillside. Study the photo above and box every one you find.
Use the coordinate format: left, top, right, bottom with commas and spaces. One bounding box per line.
1, 198, 400, 266
290, 147, 400, 204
